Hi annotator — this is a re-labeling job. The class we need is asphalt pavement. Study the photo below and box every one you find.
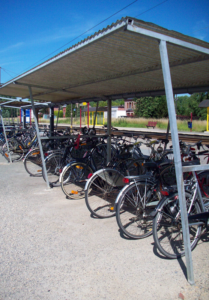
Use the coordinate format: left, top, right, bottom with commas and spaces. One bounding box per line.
0, 154, 209, 300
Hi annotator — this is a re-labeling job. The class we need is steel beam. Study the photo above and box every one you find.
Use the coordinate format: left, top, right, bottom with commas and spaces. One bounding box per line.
159, 39, 194, 285
107, 99, 112, 163
94, 102, 99, 128
50, 107, 55, 136
71, 104, 73, 133
23, 110, 26, 129
127, 24, 209, 55
0, 109, 12, 163
28, 86, 50, 189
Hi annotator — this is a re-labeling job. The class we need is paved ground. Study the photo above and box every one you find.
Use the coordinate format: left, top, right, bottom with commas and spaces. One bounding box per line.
0, 154, 209, 300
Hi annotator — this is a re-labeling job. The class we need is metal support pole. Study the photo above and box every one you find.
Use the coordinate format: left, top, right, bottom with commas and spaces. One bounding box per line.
107, 99, 112, 163
93, 102, 99, 128
159, 40, 194, 285
87, 102, 89, 129
28, 86, 50, 189
55, 106, 60, 131
71, 104, 73, 133
23, 110, 26, 129
0, 109, 12, 163
165, 120, 170, 150
50, 107, 55, 135
80, 106, 82, 133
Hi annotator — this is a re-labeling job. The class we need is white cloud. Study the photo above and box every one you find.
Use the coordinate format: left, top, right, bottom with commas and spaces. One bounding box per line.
0, 42, 24, 54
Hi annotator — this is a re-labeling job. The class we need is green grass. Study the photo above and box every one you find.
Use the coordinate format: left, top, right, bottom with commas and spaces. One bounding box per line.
38, 117, 207, 132
110, 117, 207, 132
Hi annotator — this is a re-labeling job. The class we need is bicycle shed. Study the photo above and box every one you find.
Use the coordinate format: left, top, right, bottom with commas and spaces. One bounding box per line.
0, 16, 209, 285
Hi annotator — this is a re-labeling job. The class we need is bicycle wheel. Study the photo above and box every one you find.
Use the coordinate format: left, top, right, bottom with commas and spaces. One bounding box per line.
0, 138, 5, 153
85, 169, 124, 218
43, 153, 64, 186
160, 164, 177, 186
116, 181, 160, 239
91, 143, 116, 169
116, 158, 143, 176
197, 171, 209, 198
197, 171, 209, 210
24, 148, 43, 176
3, 138, 24, 162
153, 192, 202, 259
61, 162, 93, 199
161, 150, 174, 161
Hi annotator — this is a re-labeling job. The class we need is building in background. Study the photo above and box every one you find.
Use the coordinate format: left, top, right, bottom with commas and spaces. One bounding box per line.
104, 106, 126, 119
124, 99, 136, 117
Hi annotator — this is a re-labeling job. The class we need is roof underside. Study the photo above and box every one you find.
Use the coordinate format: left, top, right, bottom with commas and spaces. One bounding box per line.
1, 17, 209, 104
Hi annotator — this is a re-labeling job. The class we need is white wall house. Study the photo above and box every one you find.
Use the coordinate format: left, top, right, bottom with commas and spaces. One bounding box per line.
104, 106, 126, 118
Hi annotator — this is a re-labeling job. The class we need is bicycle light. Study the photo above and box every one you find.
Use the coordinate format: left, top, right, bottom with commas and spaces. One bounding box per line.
87, 173, 93, 179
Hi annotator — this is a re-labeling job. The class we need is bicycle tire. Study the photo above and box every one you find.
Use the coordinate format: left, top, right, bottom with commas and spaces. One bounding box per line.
61, 162, 93, 199
85, 169, 124, 218
3, 138, 24, 162
91, 143, 116, 170
24, 148, 43, 176
153, 192, 202, 259
43, 153, 64, 186
160, 164, 177, 186
115, 158, 143, 176
116, 181, 161, 239
160, 150, 174, 161
197, 170, 209, 198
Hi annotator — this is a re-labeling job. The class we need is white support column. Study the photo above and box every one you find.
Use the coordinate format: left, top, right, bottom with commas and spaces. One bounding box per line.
28, 86, 50, 189
159, 40, 194, 285
0, 109, 12, 163
107, 98, 112, 163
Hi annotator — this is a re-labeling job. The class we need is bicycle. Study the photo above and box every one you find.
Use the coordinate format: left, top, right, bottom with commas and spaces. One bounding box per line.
62, 137, 142, 201
152, 166, 208, 259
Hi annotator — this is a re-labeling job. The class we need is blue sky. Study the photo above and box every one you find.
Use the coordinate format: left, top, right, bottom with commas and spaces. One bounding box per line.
0, 0, 209, 84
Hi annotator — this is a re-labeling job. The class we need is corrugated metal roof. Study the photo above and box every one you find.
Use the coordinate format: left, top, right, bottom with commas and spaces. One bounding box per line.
0, 16, 209, 104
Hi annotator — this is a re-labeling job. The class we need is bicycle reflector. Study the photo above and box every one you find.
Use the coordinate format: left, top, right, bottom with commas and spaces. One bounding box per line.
161, 190, 169, 196
123, 178, 129, 184
32, 151, 40, 156
71, 190, 78, 194
76, 165, 83, 170
87, 173, 93, 179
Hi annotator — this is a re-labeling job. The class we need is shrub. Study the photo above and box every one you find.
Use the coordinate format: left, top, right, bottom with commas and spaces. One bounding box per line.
54, 110, 63, 118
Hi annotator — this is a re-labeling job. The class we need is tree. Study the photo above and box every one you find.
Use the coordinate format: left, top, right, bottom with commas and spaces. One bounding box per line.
66, 104, 77, 117
134, 96, 168, 118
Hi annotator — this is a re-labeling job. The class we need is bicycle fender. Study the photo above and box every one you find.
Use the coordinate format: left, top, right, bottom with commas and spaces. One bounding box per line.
57, 159, 78, 182
84, 168, 124, 191
59, 164, 69, 182
150, 192, 180, 217
114, 181, 136, 210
